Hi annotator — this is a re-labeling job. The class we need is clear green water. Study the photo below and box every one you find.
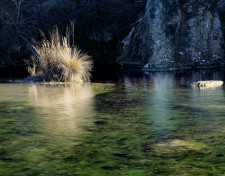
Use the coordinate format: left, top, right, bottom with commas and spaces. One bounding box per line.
1, 71, 225, 176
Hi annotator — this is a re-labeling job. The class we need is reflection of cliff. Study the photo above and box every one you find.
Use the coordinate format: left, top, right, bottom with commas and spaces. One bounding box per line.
28, 85, 94, 141
119, 69, 225, 88
118, 0, 225, 69
116, 70, 225, 149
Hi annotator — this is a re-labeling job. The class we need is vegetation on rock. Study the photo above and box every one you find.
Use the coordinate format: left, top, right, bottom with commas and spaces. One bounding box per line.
27, 23, 93, 83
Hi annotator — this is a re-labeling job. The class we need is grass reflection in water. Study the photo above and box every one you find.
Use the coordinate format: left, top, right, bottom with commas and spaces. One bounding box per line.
0, 71, 225, 175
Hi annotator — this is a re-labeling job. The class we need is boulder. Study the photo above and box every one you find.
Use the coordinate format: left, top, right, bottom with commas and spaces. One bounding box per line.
192, 80, 223, 88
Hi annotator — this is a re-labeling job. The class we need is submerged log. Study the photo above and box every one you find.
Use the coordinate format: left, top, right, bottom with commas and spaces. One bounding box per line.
192, 80, 223, 88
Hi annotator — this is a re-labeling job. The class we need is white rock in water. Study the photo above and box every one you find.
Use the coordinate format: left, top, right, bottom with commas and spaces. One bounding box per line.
192, 80, 223, 88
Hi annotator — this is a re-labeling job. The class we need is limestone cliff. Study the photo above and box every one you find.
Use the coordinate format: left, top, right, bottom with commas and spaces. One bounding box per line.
118, 0, 225, 69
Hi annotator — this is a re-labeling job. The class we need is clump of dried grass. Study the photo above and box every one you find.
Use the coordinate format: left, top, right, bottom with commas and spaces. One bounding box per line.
27, 23, 93, 83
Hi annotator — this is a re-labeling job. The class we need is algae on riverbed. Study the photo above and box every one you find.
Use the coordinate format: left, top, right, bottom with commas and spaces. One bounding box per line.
0, 72, 225, 175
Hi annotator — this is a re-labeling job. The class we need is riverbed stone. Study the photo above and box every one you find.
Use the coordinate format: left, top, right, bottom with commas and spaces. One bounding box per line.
153, 139, 207, 154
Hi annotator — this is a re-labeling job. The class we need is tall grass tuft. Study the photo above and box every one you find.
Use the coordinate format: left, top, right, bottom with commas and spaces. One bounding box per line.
28, 23, 93, 83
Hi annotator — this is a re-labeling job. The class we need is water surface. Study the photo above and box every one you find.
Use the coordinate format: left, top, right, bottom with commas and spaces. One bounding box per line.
0, 70, 225, 175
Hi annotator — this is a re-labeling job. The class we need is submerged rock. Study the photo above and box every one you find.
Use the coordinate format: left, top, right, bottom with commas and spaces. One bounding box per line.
192, 80, 223, 88
153, 139, 207, 154
118, 0, 225, 69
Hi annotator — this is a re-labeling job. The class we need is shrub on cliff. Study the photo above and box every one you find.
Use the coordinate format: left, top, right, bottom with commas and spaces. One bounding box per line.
27, 24, 93, 83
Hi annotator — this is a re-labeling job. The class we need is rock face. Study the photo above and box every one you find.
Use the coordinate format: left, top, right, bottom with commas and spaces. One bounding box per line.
192, 80, 223, 88
118, 0, 225, 69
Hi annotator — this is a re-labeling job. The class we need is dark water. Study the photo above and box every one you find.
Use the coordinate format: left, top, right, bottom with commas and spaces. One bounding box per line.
0, 69, 225, 175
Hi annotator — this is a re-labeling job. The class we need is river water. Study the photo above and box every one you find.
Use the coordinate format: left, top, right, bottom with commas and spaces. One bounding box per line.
0, 69, 225, 175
